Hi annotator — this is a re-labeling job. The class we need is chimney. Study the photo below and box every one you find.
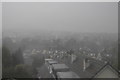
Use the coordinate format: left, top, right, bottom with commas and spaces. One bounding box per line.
71, 54, 77, 64
96, 53, 102, 60
83, 58, 90, 71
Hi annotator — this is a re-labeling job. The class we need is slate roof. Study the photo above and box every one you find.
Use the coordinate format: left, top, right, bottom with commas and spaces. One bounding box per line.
57, 71, 80, 78
56, 54, 107, 78
48, 60, 58, 65
52, 64, 70, 71
91, 63, 119, 78
37, 53, 119, 78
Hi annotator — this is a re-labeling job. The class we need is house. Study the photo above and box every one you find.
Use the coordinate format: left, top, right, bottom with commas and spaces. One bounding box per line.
82, 57, 119, 78
48, 60, 58, 74
38, 54, 119, 78
51, 64, 70, 78
83, 58, 119, 78
45, 59, 58, 74
45, 58, 53, 67
92, 63, 119, 78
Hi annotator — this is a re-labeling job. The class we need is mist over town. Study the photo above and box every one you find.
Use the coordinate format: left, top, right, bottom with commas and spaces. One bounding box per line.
2, 2, 119, 79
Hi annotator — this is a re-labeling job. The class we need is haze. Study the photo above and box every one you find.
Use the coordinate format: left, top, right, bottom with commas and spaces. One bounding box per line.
2, 2, 118, 33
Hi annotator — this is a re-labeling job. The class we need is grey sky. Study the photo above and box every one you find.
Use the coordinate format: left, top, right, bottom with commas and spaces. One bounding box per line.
2, 2, 118, 33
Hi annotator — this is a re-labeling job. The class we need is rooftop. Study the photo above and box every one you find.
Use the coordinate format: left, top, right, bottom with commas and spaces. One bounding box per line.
52, 64, 69, 70
57, 71, 80, 78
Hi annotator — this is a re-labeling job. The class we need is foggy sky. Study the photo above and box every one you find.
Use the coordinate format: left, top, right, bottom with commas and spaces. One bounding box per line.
2, 2, 118, 33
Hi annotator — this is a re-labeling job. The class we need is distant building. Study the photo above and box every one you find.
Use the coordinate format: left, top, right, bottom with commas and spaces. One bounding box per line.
96, 53, 102, 61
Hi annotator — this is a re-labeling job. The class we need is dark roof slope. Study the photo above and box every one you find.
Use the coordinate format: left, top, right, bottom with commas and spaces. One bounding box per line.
91, 62, 120, 78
